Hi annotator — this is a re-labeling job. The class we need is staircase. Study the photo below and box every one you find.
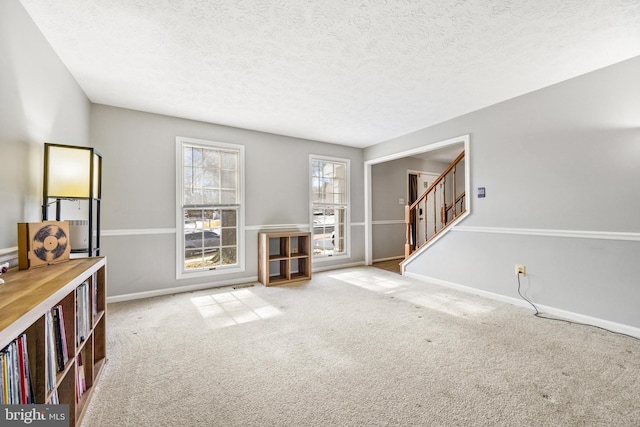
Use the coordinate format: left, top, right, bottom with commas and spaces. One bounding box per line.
404, 150, 466, 259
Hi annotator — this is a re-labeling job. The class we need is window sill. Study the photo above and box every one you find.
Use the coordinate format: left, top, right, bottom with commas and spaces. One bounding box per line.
312, 253, 351, 263
177, 264, 245, 280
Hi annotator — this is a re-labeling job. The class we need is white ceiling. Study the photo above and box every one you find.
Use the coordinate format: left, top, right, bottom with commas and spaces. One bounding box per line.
19, 0, 640, 148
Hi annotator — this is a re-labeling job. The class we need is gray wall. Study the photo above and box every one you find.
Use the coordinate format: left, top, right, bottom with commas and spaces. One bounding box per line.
0, 1, 90, 259
91, 105, 365, 298
365, 56, 640, 330
371, 156, 447, 261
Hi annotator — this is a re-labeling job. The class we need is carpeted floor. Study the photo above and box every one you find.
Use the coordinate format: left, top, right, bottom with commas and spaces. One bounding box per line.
81, 266, 640, 426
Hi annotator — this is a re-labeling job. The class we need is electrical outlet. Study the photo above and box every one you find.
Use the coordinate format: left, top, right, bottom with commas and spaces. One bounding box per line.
515, 264, 526, 277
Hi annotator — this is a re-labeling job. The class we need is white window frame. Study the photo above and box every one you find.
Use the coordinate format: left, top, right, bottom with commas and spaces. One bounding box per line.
309, 155, 350, 261
176, 136, 245, 279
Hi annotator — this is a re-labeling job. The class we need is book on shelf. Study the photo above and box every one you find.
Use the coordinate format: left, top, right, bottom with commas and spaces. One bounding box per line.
0, 351, 5, 404
1, 342, 8, 404
76, 353, 86, 402
51, 305, 69, 371
75, 281, 91, 347
45, 310, 58, 393
21, 335, 34, 404
0, 334, 34, 404
17, 334, 28, 403
92, 272, 98, 320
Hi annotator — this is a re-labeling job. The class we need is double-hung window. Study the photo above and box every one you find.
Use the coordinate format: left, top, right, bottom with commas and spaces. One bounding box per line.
310, 156, 349, 258
177, 137, 244, 279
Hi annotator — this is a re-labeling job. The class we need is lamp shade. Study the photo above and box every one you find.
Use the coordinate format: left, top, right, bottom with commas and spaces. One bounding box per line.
44, 143, 101, 199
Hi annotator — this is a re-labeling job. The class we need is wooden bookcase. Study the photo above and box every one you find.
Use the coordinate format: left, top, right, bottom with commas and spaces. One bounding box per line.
258, 231, 311, 286
0, 257, 107, 426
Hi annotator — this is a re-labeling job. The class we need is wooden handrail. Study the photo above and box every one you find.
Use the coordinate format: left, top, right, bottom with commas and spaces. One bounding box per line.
405, 150, 466, 257
408, 150, 465, 212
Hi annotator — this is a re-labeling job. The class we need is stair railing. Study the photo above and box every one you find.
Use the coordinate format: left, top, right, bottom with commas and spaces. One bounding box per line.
405, 150, 466, 258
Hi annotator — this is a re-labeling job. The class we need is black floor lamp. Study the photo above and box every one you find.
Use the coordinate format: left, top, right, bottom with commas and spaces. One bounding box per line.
42, 143, 102, 256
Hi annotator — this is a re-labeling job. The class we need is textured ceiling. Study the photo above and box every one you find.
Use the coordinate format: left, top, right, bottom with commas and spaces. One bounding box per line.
19, 0, 640, 148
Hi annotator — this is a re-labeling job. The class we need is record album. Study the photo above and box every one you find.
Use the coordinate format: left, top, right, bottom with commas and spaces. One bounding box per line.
18, 221, 71, 270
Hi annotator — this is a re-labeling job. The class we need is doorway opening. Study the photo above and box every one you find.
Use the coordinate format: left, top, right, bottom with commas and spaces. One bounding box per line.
364, 134, 470, 266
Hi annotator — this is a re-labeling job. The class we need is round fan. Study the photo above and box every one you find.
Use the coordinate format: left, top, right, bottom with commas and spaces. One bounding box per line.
32, 224, 69, 262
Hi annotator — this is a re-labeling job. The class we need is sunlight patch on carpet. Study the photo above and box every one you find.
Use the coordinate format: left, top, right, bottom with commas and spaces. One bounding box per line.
330, 269, 494, 318
190, 289, 281, 329
329, 271, 406, 294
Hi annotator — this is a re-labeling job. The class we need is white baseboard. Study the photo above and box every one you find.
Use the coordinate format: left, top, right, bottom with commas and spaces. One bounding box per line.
0, 247, 18, 265
107, 276, 259, 303
312, 261, 366, 273
403, 271, 640, 339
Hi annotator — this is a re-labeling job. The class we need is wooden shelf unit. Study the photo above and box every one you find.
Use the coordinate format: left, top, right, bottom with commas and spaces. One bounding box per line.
0, 257, 107, 426
258, 231, 311, 286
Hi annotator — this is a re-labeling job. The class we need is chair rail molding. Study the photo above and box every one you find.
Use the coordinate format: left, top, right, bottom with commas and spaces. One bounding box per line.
453, 226, 640, 242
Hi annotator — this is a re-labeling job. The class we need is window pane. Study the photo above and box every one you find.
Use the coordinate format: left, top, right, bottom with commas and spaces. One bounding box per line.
186, 249, 221, 270
202, 169, 219, 188
221, 228, 237, 245
185, 208, 217, 233
311, 177, 321, 196
202, 150, 220, 169
192, 167, 203, 188
202, 189, 219, 205
192, 148, 203, 167
333, 180, 346, 203
208, 249, 221, 267
221, 152, 237, 170
221, 247, 237, 265
183, 166, 192, 186
206, 210, 221, 229
324, 163, 334, 177
221, 190, 236, 204
184, 187, 202, 205
221, 209, 236, 227
221, 170, 236, 189
334, 207, 346, 253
